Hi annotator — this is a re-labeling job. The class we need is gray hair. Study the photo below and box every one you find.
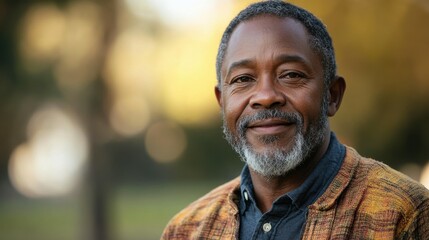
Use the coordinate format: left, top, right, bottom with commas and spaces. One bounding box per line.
215, 0, 336, 88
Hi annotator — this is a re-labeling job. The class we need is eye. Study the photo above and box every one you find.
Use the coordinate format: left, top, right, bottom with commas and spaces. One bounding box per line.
230, 75, 254, 84
280, 71, 305, 80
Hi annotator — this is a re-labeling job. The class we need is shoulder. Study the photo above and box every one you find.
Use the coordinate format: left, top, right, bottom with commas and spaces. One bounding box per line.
316, 147, 429, 211
173, 177, 240, 218
345, 147, 429, 235
355, 152, 429, 210
161, 177, 240, 239
341, 146, 429, 211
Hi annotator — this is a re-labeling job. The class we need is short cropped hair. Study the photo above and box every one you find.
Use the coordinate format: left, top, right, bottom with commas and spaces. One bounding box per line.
216, 0, 336, 88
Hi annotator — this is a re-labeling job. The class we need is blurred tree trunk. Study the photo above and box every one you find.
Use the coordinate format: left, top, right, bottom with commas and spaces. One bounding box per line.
86, 0, 117, 239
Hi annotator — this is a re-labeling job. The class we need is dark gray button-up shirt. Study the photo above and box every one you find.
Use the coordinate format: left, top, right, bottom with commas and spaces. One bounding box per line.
239, 133, 345, 240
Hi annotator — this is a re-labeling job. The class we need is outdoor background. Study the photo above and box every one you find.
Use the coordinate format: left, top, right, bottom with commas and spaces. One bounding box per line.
0, 0, 428, 239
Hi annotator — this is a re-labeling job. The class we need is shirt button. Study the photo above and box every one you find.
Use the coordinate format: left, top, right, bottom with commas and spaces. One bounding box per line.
244, 191, 249, 201
263, 222, 272, 232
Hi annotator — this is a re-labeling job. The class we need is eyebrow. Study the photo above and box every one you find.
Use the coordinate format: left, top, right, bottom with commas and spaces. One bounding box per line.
224, 59, 254, 81
275, 54, 310, 67
224, 54, 311, 81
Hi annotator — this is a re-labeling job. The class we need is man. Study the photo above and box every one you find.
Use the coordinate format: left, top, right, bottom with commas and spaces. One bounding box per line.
162, 1, 429, 239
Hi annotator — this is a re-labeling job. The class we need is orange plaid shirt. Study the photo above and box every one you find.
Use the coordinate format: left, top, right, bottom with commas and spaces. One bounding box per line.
161, 147, 429, 239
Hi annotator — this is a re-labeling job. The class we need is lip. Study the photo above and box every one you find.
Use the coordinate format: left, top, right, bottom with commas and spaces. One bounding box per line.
247, 119, 294, 135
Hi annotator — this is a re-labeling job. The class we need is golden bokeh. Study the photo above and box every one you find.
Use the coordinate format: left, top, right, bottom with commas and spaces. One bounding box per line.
109, 95, 151, 137
19, 3, 65, 67
145, 121, 187, 163
155, 31, 220, 126
54, 1, 104, 92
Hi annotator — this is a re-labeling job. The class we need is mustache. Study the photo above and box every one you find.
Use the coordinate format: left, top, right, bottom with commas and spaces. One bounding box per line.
237, 109, 302, 134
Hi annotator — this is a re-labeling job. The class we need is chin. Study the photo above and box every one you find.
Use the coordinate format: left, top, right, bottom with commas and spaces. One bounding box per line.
243, 133, 306, 177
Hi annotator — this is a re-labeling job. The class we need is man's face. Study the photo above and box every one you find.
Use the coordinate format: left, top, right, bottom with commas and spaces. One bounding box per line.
216, 16, 329, 177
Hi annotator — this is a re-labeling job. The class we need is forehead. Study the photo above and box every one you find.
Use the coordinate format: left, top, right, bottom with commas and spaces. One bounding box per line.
222, 15, 321, 77
232, 15, 309, 45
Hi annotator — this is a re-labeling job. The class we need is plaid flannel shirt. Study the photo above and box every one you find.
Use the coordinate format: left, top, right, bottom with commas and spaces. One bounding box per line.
161, 147, 429, 239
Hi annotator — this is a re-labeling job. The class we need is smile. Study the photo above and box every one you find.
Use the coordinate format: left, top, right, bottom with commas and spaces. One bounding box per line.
247, 119, 295, 135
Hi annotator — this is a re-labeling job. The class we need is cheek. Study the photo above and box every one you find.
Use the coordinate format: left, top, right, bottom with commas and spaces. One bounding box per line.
290, 87, 325, 129
223, 94, 249, 130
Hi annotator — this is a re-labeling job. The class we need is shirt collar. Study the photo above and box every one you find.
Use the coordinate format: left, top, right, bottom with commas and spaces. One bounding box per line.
239, 132, 345, 212
287, 133, 345, 208
239, 165, 256, 214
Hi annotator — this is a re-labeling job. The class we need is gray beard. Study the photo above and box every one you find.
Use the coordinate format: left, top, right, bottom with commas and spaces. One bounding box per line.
222, 100, 328, 178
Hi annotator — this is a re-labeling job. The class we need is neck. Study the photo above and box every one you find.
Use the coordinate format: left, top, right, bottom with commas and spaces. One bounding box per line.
249, 132, 331, 213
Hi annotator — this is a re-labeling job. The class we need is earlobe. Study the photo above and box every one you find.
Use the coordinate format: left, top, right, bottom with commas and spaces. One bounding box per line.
327, 76, 346, 117
215, 86, 223, 107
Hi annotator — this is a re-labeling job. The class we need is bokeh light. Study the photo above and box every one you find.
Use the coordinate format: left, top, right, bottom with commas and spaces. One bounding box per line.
156, 33, 220, 126
145, 121, 187, 163
54, 1, 104, 92
109, 95, 151, 137
104, 28, 157, 97
104, 2, 232, 127
104, 27, 158, 136
8, 104, 89, 198
19, 3, 65, 67
126, 0, 232, 27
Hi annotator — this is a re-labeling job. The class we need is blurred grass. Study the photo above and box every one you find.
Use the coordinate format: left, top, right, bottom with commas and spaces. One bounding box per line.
0, 196, 82, 240
0, 181, 222, 240
113, 181, 222, 240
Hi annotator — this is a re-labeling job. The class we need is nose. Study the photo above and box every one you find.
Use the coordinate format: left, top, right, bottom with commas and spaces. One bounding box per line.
249, 77, 286, 109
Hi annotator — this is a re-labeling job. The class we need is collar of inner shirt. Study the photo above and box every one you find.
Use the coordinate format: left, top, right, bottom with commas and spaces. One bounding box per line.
239, 132, 345, 215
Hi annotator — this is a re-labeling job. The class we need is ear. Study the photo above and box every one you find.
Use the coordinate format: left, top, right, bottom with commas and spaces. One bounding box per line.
327, 76, 346, 117
215, 85, 223, 107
